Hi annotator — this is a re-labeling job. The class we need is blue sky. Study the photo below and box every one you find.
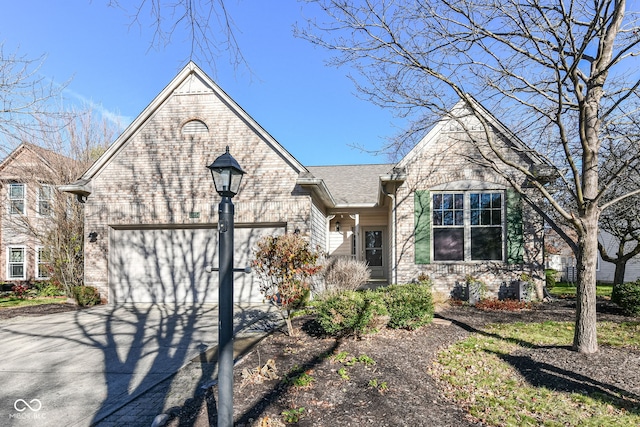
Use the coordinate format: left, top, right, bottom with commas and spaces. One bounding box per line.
0, 1, 403, 166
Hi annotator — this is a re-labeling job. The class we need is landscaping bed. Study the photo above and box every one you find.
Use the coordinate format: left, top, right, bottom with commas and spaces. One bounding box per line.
166, 298, 640, 426
0, 300, 80, 320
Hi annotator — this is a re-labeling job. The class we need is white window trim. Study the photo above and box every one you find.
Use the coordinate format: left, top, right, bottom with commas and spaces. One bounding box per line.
7, 246, 26, 280
432, 191, 506, 262
8, 183, 26, 215
37, 184, 53, 217
36, 246, 50, 279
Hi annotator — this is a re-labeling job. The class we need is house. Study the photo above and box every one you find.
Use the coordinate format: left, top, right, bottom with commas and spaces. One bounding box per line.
0, 143, 74, 285
596, 230, 640, 283
61, 62, 544, 304
545, 227, 640, 284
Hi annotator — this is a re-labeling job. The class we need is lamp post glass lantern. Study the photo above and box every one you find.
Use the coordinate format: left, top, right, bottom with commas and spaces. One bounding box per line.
207, 146, 244, 427
207, 146, 245, 197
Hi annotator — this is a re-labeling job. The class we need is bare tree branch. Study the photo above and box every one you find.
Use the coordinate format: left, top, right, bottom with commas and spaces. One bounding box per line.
298, 0, 640, 353
0, 43, 70, 154
107, 0, 249, 75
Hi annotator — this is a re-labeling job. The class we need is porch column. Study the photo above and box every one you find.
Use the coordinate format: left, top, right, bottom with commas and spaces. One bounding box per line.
351, 214, 360, 261
326, 215, 335, 255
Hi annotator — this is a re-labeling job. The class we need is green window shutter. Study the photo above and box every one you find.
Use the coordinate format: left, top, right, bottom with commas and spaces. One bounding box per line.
506, 189, 524, 264
414, 190, 431, 264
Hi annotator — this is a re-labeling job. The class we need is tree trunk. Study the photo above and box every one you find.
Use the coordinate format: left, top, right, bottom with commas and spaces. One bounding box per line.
535, 281, 544, 301
284, 309, 295, 336
613, 261, 626, 286
573, 218, 599, 354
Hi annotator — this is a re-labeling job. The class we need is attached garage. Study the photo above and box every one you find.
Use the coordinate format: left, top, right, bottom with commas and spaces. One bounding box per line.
60, 63, 313, 304
109, 225, 283, 304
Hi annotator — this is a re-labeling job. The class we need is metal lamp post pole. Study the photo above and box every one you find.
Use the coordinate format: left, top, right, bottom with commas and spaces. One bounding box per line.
218, 195, 234, 427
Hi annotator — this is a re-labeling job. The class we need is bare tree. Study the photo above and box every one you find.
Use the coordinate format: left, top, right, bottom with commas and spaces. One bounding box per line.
298, 0, 640, 353
7, 110, 115, 296
0, 43, 69, 154
107, 0, 248, 74
599, 198, 640, 285
598, 134, 640, 286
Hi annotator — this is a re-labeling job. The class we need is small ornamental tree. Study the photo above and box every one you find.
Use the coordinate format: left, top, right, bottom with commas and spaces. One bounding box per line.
253, 233, 322, 336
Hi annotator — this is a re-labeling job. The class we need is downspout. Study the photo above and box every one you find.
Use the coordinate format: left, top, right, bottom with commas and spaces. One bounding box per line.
382, 183, 397, 285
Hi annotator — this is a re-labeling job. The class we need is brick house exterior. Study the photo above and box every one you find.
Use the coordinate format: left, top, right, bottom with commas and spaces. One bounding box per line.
0, 143, 73, 285
62, 62, 544, 304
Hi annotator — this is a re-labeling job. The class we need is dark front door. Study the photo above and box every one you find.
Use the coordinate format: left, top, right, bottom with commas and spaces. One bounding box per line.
363, 228, 386, 280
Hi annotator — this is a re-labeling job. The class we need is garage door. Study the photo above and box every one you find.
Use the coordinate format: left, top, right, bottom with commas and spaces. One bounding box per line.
109, 226, 283, 304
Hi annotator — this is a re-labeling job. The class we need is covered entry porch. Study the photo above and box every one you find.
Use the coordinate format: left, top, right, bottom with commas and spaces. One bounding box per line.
325, 210, 389, 282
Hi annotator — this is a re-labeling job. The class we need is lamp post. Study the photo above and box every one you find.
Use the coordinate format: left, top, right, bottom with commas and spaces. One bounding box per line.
207, 146, 245, 427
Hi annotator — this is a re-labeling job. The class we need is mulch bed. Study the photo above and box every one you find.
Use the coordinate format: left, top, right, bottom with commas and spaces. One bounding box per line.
166, 298, 640, 426
0, 302, 81, 320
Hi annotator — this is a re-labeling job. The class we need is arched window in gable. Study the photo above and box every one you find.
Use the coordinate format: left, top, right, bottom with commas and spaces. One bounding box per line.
181, 119, 209, 135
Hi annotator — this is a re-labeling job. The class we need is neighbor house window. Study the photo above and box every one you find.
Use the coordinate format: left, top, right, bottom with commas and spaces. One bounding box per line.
432, 192, 504, 261
7, 247, 26, 280
36, 247, 50, 279
9, 183, 25, 215
37, 185, 53, 216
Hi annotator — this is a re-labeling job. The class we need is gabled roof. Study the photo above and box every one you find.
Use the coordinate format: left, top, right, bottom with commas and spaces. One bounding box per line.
397, 97, 547, 169
0, 143, 75, 182
301, 164, 396, 207
61, 61, 307, 197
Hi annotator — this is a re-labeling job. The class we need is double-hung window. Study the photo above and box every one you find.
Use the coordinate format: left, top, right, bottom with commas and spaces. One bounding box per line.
432, 192, 504, 261
8, 247, 26, 280
432, 193, 465, 261
36, 247, 51, 279
9, 183, 25, 215
38, 185, 53, 216
470, 193, 503, 260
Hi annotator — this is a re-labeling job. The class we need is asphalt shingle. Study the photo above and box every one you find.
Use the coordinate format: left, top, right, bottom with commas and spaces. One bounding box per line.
305, 164, 394, 206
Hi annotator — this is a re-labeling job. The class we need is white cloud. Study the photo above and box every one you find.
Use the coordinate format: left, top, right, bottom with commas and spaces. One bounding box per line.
61, 85, 131, 128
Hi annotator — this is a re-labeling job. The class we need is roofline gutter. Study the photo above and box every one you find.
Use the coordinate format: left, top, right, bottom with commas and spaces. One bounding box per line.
332, 203, 378, 209
378, 171, 406, 206
296, 177, 336, 208
59, 181, 92, 203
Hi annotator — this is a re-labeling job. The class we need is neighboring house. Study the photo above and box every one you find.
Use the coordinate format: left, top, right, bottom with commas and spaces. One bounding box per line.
545, 228, 640, 283
61, 62, 544, 304
0, 143, 69, 284
597, 230, 640, 283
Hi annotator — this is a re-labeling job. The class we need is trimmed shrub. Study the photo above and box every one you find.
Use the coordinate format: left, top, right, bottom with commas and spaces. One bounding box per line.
34, 281, 64, 297
545, 269, 558, 289
614, 281, 640, 316
71, 286, 101, 307
380, 283, 434, 330
612, 282, 624, 305
315, 290, 389, 337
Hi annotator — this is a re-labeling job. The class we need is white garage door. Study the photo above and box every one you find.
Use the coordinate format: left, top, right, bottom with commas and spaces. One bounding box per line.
109, 226, 283, 304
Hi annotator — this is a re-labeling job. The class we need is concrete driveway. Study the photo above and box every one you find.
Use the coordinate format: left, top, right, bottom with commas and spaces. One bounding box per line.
0, 303, 276, 426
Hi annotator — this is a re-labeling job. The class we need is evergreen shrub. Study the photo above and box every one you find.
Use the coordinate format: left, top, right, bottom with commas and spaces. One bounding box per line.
379, 283, 434, 330
315, 290, 388, 337
614, 280, 640, 316
71, 286, 101, 307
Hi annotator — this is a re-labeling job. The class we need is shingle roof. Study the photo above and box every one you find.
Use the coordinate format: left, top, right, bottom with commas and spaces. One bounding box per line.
305, 164, 394, 205
0, 143, 78, 182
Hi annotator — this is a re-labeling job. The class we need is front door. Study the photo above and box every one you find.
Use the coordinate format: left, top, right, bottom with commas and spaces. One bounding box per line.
363, 228, 386, 280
